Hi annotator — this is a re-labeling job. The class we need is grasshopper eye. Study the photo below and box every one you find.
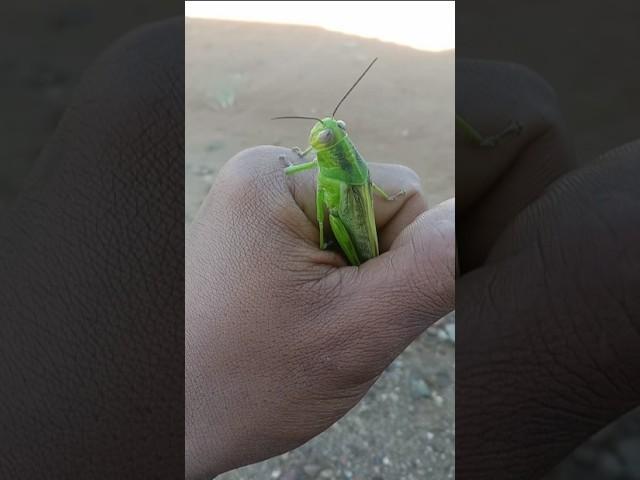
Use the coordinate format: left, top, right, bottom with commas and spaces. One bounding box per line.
318, 129, 334, 144
337, 120, 346, 129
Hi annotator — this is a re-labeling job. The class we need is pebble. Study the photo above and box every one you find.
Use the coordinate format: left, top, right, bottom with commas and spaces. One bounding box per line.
410, 378, 432, 399
445, 324, 456, 343
271, 468, 282, 478
319, 468, 334, 479
303, 464, 321, 477
436, 328, 449, 341
436, 324, 455, 344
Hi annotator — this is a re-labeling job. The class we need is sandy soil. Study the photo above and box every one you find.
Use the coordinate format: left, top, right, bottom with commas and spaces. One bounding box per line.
186, 18, 455, 480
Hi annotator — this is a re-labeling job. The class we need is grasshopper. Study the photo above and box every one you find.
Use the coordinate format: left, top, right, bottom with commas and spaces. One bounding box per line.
274, 58, 404, 266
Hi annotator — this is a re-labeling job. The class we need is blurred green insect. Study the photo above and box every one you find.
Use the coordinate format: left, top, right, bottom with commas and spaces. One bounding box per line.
274, 58, 404, 266
455, 113, 522, 147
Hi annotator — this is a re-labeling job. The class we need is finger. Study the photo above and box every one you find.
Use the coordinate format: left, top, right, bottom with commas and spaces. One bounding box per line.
328, 199, 455, 367
456, 140, 640, 478
195, 146, 315, 239
192, 146, 350, 269
456, 60, 576, 271
456, 60, 574, 211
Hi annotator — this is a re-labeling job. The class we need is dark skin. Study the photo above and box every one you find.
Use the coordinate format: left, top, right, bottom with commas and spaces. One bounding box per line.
456, 59, 640, 479
185, 149, 455, 478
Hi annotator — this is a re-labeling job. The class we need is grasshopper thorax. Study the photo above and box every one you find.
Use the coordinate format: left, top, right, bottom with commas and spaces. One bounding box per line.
309, 118, 348, 152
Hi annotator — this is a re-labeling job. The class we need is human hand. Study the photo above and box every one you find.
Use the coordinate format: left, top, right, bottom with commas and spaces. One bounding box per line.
456, 60, 640, 479
185, 146, 455, 479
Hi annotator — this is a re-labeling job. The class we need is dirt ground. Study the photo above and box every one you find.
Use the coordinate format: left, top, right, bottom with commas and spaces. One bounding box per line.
186, 18, 455, 480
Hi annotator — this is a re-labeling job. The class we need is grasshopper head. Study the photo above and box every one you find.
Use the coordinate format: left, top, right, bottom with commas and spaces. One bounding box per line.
309, 118, 347, 151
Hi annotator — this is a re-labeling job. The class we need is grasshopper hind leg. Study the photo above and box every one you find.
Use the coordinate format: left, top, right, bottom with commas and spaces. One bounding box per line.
316, 187, 328, 250
329, 213, 361, 266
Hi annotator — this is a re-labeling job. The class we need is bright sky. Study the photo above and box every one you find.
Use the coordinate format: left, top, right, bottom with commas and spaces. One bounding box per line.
185, 1, 455, 52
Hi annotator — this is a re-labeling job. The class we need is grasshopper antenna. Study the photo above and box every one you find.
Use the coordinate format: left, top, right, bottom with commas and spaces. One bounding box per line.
332, 57, 378, 118
272, 116, 326, 126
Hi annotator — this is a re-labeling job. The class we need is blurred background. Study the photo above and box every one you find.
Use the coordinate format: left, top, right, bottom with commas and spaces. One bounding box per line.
458, 2, 640, 479
186, 2, 455, 479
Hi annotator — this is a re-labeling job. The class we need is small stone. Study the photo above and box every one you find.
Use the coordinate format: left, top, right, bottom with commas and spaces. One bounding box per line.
433, 393, 444, 407
410, 378, 432, 399
382, 456, 391, 466
426, 431, 435, 441
319, 468, 334, 479
445, 324, 455, 343
303, 464, 321, 477
271, 468, 282, 479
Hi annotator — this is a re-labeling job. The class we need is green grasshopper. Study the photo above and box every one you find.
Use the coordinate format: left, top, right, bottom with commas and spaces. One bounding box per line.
274, 58, 404, 266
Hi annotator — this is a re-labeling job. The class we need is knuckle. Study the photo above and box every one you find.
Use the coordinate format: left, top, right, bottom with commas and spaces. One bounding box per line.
395, 165, 423, 192
215, 146, 286, 205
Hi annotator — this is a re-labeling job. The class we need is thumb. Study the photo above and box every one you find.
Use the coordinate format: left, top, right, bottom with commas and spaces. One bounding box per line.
339, 198, 455, 358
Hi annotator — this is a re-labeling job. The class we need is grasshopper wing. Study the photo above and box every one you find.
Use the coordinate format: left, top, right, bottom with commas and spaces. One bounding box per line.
338, 181, 379, 263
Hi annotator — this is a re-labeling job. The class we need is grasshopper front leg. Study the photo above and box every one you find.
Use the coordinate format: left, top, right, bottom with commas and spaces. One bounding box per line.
372, 182, 405, 201
283, 158, 317, 175
292, 146, 313, 158
456, 113, 522, 147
